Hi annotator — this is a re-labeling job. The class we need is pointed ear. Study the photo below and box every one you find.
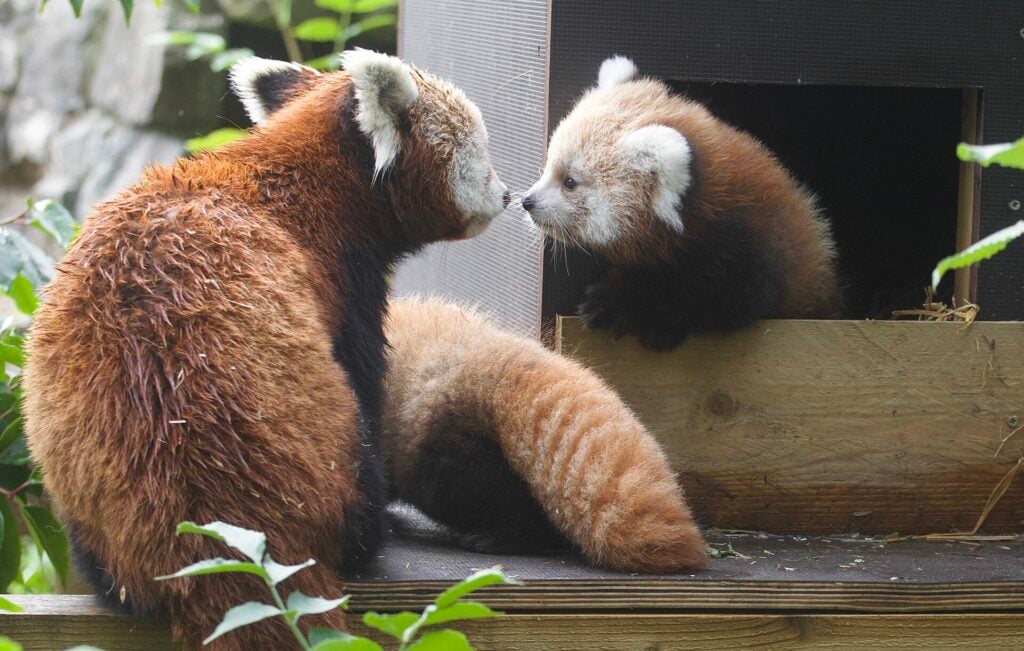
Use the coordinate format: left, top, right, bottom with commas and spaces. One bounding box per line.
340, 48, 420, 179
598, 55, 639, 89
229, 57, 320, 125
620, 125, 692, 233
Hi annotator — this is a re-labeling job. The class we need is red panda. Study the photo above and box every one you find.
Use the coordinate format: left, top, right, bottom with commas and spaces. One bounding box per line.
522, 56, 841, 350
380, 297, 708, 572
21, 51, 509, 649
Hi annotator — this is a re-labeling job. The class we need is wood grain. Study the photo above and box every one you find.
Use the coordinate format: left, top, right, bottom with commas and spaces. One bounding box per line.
4, 597, 1023, 650
557, 318, 1024, 534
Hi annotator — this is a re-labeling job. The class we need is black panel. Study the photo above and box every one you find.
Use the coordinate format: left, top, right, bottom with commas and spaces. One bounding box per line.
546, 0, 1024, 320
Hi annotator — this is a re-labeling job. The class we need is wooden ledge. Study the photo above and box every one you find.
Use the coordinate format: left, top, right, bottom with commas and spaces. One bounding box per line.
4, 532, 1023, 649
556, 317, 1024, 534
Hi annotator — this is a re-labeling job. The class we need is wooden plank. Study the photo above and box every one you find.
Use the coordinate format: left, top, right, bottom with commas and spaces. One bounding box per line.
558, 318, 1024, 534
4, 597, 1024, 650
954, 88, 981, 306
1, 595, 178, 650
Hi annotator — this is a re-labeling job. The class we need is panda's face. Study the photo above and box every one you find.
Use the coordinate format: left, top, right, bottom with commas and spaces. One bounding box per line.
230, 51, 509, 242
410, 73, 510, 238
522, 57, 695, 262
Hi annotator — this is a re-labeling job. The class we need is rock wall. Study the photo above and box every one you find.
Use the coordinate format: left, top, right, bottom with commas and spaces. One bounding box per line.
0, 0, 227, 220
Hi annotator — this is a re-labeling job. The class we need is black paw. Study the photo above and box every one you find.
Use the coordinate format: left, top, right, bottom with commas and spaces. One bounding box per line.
579, 283, 689, 350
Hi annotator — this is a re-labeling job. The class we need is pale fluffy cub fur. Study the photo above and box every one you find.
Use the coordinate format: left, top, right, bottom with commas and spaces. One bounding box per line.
523, 56, 840, 350
381, 297, 708, 572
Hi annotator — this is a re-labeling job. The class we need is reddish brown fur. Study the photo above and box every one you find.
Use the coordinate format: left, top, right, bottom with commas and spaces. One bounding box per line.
23, 67, 491, 649
382, 298, 708, 572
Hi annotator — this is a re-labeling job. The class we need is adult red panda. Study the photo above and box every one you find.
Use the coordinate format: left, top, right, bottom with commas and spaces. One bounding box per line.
381, 297, 708, 572
522, 57, 841, 350
22, 51, 509, 649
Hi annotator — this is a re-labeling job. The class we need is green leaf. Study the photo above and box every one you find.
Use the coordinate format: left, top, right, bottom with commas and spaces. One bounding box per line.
310, 637, 383, 651
0, 419, 22, 459
286, 591, 349, 619
0, 343, 23, 369
67, 0, 84, 17
294, 17, 340, 42
361, 611, 419, 639
423, 600, 500, 626
184, 128, 246, 154
178, 0, 200, 14
18, 504, 69, 589
175, 521, 267, 563
304, 53, 343, 72
210, 48, 254, 73
352, 0, 397, 12
154, 557, 268, 581
185, 33, 226, 60
0, 636, 22, 651
5, 275, 38, 316
932, 220, 1024, 288
147, 31, 200, 46
0, 438, 29, 466
435, 567, 520, 608
203, 602, 284, 645
0, 596, 21, 612
344, 13, 396, 39
26, 198, 78, 248
957, 138, 1024, 170
0, 228, 55, 290
117, 0, 133, 21
407, 630, 472, 651
263, 556, 315, 585
314, 0, 352, 12
0, 499, 21, 591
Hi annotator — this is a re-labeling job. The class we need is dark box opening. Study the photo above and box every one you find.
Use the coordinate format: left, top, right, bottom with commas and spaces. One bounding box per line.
543, 83, 968, 321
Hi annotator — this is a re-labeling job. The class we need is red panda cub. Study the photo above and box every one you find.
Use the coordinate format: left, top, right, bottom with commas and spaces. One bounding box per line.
523, 57, 840, 350
381, 297, 708, 572
22, 51, 508, 649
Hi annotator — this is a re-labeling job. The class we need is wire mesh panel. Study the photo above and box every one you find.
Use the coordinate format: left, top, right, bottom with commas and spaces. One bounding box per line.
393, 0, 550, 337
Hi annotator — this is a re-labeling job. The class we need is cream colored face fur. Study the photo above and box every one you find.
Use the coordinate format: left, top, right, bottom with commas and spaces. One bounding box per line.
338, 50, 508, 235
233, 51, 508, 237
523, 56, 692, 252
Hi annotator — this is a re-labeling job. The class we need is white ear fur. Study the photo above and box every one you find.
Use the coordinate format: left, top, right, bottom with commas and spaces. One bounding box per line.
340, 48, 420, 179
229, 57, 319, 125
620, 125, 692, 233
598, 56, 639, 89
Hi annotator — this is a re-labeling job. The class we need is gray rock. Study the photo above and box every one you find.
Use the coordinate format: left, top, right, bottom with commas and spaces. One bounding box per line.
89, 2, 226, 135
32, 109, 182, 216
4, 0, 102, 166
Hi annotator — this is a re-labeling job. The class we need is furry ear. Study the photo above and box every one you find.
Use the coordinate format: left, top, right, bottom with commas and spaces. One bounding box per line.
229, 58, 320, 125
598, 56, 639, 89
340, 48, 420, 179
620, 125, 692, 233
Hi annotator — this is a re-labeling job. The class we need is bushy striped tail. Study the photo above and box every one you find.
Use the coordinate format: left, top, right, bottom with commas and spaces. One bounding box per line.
383, 298, 707, 572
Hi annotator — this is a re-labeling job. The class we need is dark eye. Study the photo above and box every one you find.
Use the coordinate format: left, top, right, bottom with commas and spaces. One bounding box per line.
563, 177, 578, 191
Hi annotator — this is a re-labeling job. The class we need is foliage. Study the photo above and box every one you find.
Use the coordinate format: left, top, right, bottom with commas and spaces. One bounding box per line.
932, 139, 1024, 288
185, 127, 248, 154
45, 0, 199, 22
0, 199, 75, 596
158, 521, 519, 650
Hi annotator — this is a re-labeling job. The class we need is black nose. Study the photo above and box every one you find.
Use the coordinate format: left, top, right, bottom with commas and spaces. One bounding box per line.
502, 190, 511, 208
522, 195, 536, 211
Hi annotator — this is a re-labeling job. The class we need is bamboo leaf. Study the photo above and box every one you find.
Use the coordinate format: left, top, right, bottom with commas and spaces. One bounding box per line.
352, 0, 396, 12
344, 13, 396, 39
361, 611, 418, 639
0, 596, 22, 613
932, 220, 1024, 288
117, 0, 133, 21
310, 637, 383, 651
210, 48, 254, 72
178, 0, 200, 15
314, 0, 352, 11
263, 556, 315, 585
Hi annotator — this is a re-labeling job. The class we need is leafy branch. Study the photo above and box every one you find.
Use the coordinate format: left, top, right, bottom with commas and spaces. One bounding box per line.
158, 521, 520, 649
